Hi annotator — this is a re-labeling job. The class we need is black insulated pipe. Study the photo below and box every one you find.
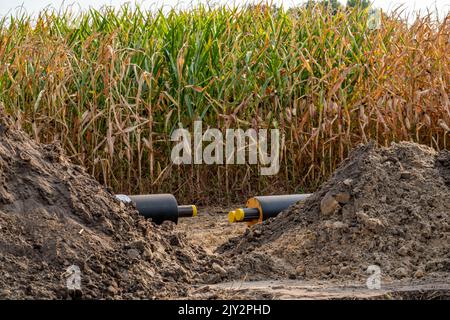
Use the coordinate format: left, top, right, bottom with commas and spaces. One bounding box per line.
177, 205, 197, 218
129, 194, 179, 224
254, 194, 311, 220
231, 194, 312, 224
235, 208, 260, 221
116, 194, 197, 225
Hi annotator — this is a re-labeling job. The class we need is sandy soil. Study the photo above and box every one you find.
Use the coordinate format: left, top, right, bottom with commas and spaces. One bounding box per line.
181, 142, 450, 300
210, 279, 450, 299
178, 207, 247, 254
180, 206, 450, 300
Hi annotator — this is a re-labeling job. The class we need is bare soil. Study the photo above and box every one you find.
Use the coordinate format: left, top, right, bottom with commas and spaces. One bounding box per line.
218, 142, 450, 286
0, 117, 225, 299
182, 207, 450, 300
210, 279, 450, 300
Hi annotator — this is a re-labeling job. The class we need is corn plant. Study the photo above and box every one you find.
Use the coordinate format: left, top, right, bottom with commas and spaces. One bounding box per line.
0, 3, 448, 203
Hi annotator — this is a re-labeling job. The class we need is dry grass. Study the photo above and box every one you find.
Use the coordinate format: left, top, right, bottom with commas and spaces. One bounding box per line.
0, 3, 448, 203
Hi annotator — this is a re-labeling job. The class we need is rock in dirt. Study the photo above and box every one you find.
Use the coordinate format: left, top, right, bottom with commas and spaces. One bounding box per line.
0, 116, 222, 299
320, 192, 340, 216
220, 141, 450, 283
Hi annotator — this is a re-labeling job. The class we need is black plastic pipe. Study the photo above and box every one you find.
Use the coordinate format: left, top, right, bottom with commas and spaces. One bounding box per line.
231, 193, 312, 224
116, 194, 197, 224
177, 205, 197, 218
235, 208, 260, 221
253, 194, 311, 220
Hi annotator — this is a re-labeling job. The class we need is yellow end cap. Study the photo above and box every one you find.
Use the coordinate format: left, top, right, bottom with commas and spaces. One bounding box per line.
228, 211, 236, 223
192, 205, 197, 217
235, 208, 245, 222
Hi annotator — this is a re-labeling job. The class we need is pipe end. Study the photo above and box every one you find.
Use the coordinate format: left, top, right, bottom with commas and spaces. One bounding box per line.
235, 208, 245, 222
228, 211, 236, 223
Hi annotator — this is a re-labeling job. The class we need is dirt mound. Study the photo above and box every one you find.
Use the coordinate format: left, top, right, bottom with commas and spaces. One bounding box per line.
220, 142, 450, 282
0, 117, 223, 299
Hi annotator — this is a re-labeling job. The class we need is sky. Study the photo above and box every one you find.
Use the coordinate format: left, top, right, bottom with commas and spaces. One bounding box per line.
0, 0, 449, 18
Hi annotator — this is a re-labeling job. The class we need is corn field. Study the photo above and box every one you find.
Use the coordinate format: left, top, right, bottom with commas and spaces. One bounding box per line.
0, 3, 449, 203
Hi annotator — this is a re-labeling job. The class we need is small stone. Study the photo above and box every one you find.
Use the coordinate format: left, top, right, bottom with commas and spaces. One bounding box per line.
0, 289, 12, 297
295, 266, 305, 276
107, 285, 117, 295
212, 263, 226, 276
352, 187, 361, 194
343, 178, 353, 186
414, 269, 425, 278
398, 245, 409, 256
365, 218, 384, 233
357, 212, 384, 233
323, 220, 333, 228
142, 249, 153, 261
339, 266, 352, 275
335, 192, 351, 204
394, 267, 408, 278
356, 211, 369, 222
320, 192, 339, 216
127, 248, 140, 259
332, 221, 348, 229
120, 271, 130, 281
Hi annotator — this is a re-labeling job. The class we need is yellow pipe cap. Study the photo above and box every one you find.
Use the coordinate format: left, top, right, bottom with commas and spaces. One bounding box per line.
228, 211, 236, 223
192, 205, 197, 217
234, 208, 245, 222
